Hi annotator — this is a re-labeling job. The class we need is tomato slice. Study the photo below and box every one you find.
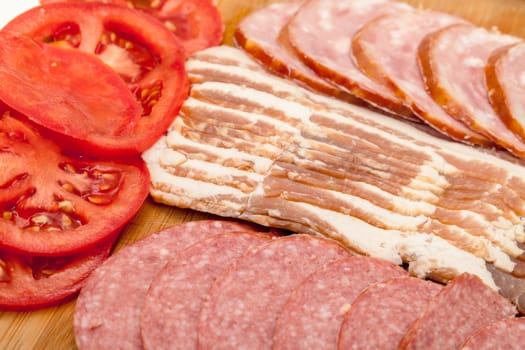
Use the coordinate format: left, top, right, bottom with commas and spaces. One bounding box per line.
0, 104, 150, 256
39, 0, 224, 55
0, 240, 114, 311
4, 2, 189, 158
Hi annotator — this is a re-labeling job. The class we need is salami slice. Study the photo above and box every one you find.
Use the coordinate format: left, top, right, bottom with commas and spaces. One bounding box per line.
272, 256, 408, 350
73, 220, 266, 350
485, 41, 525, 142
197, 234, 350, 349
286, 0, 415, 119
337, 277, 442, 350
460, 317, 525, 350
352, 11, 491, 146
418, 23, 525, 157
398, 273, 517, 350
234, 2, 352, 100
140, 232, 273, 350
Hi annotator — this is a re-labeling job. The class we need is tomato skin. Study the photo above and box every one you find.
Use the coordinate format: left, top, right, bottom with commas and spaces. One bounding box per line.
0, 105, 151, 256
39, 0, 224, 55
0, 238, 114, 311
4, 2, 189, 159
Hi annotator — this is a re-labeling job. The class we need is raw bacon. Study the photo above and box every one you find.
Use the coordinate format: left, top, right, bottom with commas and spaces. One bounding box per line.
418, 23, 525, 157
351, 11, 491, 146
286, 0, 415, 118
272, 256, 408, 349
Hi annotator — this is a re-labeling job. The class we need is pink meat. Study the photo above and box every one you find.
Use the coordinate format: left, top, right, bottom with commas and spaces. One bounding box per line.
460, 317, 525, 350
140, 232, 273, 350
197, 234, 350, 349
398, 273, 517, 350
272, 256, 408, 350
351, 11, 490, 146
286, 0, 415, 118
337, 277, 442, 349
73, 220, 267, 350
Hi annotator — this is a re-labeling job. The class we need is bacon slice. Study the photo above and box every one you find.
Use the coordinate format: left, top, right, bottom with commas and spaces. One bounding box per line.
485, 42, 525, 143
351, 11, 491, 146
285, 0, 415, 119
418, 23, 525, 157
143, 45, 525, 295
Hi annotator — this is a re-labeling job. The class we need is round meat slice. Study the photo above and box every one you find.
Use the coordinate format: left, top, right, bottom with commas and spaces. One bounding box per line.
352, 11, 491, 147
234, 1, 357, 102
272, 256, 408, 350
485, 42, 525, 142
140, 232, 273, 350
74, 220, 267, 350
287, 0, 415, 119
338, 277, 442, 350
418, 23, 525, 157
460, 317, 525, 350
398, 273, 517, 350
197, 234, 350, 349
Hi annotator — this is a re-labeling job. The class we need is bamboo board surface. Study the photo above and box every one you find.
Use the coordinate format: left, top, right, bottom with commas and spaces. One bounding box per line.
1, 0, 525, 349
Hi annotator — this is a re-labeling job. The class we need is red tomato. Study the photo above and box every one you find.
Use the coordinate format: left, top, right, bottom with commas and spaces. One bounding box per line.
39, 0, 224, 55
0, 104, 150, 256
0, 240, 114, 311
4, 2, 189, 158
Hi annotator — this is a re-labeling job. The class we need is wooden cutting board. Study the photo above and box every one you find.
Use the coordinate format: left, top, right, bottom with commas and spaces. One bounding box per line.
1, 0, 525, 349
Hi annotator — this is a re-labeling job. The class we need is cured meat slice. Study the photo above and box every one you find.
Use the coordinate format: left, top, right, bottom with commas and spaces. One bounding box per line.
73, 220, 266, 350
485, 42, 525, 142
460, 317, 525, 350
352, 11, 491, 146
234, 1, 350, 100
398, 273, 517, 350
272, 256, 408, 350
418, 23, 525, 157
196, 234, 350, 349
140, 232, 273, 350
337, 277, 442, 350
286, 0, 415, 118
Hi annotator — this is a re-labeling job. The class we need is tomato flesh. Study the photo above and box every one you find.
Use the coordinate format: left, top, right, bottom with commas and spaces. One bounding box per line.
0, 104, 150, 256
4, 2, 189, 158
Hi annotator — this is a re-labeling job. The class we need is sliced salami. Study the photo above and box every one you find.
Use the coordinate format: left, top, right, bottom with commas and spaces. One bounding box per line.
352, 11, 491, 146
272, 256, 408, 350
398, 273, 517, 350
197, 234, 350, 349
418, 23, 525, 157
234, 1, 351, 100
485, 41, 525, 142
140, 232, 273, 350
337, 277, 442, 350
460, 317, 525, 350
73, 220, 266, 350
286, 0, 415, 118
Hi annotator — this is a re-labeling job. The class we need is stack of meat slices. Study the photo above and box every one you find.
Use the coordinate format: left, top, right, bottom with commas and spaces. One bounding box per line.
234, 0, 525, 158
74, 220, 523, 349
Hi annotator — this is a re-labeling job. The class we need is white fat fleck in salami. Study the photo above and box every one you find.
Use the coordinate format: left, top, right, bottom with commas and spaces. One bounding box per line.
140, 232, 273, 350
337, 277, 442, 350
272, 256, 408, 350
418, 23, 525, 157
398, 273, 517, 350
234, 1, 349, 99
460, 317, 525, 350
351, 11, 491, 146
73, 220, 266, 350
287, 0, 415, 118
486, 41, 525, 143
197, 234, 350, 349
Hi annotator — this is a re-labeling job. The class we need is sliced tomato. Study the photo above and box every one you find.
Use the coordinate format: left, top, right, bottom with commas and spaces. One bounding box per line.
4, 2, 189, 158
0, 104, 150, 256
39, 0, 224, 55
0, 239, 114, 311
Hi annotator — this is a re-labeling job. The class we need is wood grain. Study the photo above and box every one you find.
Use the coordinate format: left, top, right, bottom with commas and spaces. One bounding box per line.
1, 0, 525, 349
